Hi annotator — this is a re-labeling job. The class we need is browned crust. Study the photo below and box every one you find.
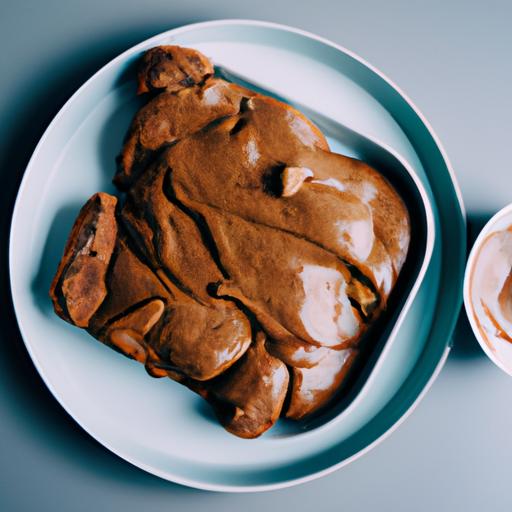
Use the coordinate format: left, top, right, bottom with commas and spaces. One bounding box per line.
137, 45, 213, 95
49, 193, 117, 327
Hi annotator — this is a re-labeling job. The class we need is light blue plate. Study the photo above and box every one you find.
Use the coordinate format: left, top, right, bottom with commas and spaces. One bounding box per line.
9, 20, 465, 491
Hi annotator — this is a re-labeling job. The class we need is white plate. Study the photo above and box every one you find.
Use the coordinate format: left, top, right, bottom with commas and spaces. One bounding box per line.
9, 20, 465, 491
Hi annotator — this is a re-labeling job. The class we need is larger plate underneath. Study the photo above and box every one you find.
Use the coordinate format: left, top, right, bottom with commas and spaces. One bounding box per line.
9, 20, 465, 491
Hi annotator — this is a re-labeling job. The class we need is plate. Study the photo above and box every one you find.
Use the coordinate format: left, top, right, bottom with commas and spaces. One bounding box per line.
9, 20, 465, 491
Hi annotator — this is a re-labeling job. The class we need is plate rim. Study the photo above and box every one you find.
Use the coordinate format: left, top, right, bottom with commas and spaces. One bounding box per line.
9, 18, 465, 492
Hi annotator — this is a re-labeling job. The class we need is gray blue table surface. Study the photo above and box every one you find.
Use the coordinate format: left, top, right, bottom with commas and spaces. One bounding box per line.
1, 1, 511, 510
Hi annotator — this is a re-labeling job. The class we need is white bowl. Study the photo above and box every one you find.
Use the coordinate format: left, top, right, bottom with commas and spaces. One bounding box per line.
464, 203, 512, 375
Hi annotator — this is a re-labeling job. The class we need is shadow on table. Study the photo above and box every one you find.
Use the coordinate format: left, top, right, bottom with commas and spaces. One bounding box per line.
0, 17, 219, 496
449, 211, 494, 360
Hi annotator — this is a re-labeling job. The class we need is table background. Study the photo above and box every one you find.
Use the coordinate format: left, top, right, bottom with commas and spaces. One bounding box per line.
1, 1, 511, 510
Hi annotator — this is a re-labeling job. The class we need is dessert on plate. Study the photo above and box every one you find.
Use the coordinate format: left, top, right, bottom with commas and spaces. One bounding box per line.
50, 45, 410, 438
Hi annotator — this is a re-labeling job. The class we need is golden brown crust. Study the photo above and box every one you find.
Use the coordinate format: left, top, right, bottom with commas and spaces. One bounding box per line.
137, 45, 213, 95
49, 193, 117, 327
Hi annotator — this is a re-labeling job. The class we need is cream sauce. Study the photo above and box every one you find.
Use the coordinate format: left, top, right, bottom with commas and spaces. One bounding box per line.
298, 264, 360, 345
470, 226, 512, 350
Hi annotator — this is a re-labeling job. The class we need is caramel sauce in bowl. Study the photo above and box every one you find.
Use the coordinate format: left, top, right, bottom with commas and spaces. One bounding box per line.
464, 203, 512, 375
